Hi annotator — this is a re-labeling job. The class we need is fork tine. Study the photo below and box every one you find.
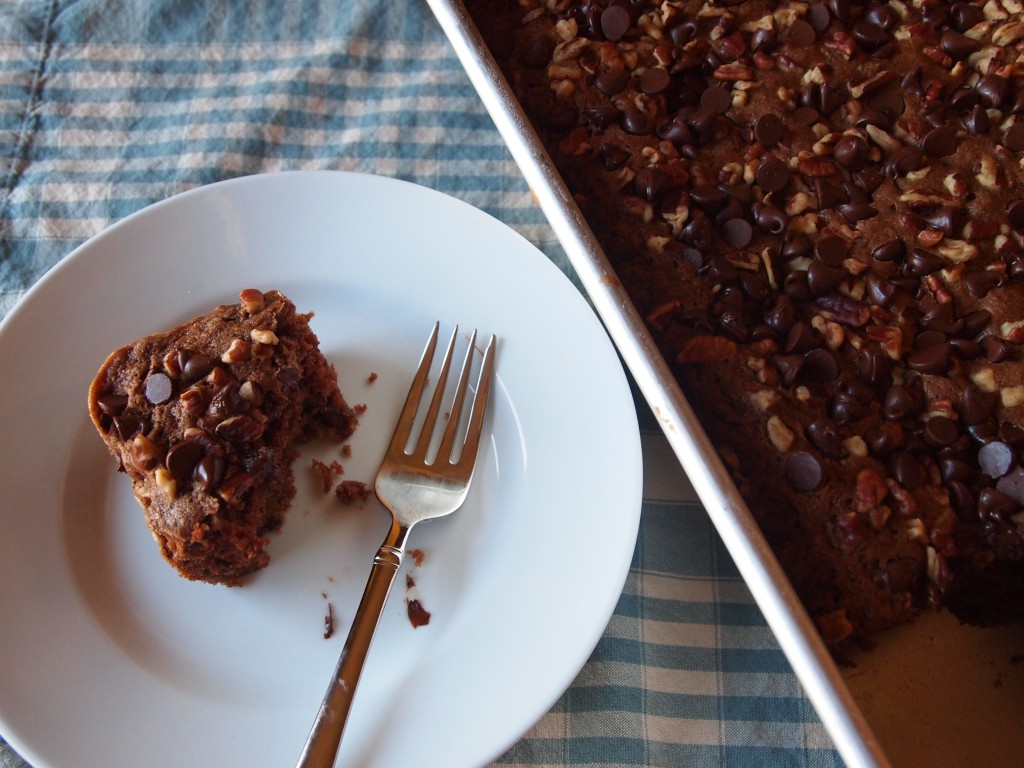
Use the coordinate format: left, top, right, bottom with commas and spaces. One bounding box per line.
410, 325, 459, 460
453, 333, 496, 471
387, 321, 440, 455
436, 329, 478, 463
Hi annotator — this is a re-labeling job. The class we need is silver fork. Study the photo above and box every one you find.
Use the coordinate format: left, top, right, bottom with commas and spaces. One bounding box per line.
296, 322, 497, 768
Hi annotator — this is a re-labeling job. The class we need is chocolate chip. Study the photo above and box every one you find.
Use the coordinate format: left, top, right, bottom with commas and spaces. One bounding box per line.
1006, 200, 1024, 231
600, 4, 631, 42
833, 134, 869, 169
963, 104, 990, 137
783, 270, 813, 301
922, 303, 963, 335
785, 451, 823, 491
96, 393, 129, 416
691, 186, 727, 214
914, 330, 947, 350
977, 487, 1017, 520
976, 74, 1008, 109
907, 342, 951, 374
979, 441, 1016, 478
754, 113, 784, 146
906, 247, 945, 276
807, 3, 831, 31
948, 85, 979, 111
890, 451, 922, 490
857, 347, 890, 387
901, 68, 924, 96
657, 117, 694, 145
884, 385, 918, 420
945, 480, 975, 517
785, 320, 818, 353
181, 352, 216, 383
194, 454, 226, 493
806, 419, 843, 460
145, 372, 173, 405
864, 274, 897, 308
765, 296, 795, 334
960, 309, 992, 338
757, 156, 786, 192
964, 269, 1002, 297
1001, 422, 1024, 445
951, 2, 985, 31
753, 203, 789, 233
940, 29, 980, 60
923, 416, 959, 447
166, 440, 204, 484
772, 354, 805, 386
982, 335, 1013, 363
700, 85, 732, 115
668, 19, 697, 45
960, 386, 995, 426
599, 144, 630, 171
865, 427, 896, 458
813, 234, 847, 267
621, 105, 651, 135
640, 67, 671, 95
996, 466, 1024, 505
941, 457, 975, 484
113, 412, 143, 441
968, 419, 999, 446
595, 68, 629, 96
789, 18, 816, 47
921, 124, 958, 158
883, 145, 923, 177
721, 217, 753, 248
831, 392, 863, 425
802, 347, 839, 382
867, 87, 905, 121
949, 338, 981, 359
1004, 122, 1024, 152
807, 261, 846, 295
852, 20, 889, 50
837, 202, 878, 224
871, 239, 905, 263
634, 167, 668, 202
583, 105, 621, 132
782, 232, 812, 259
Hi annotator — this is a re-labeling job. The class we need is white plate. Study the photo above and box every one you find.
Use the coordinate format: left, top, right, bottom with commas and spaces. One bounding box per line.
0, 171, 642, 768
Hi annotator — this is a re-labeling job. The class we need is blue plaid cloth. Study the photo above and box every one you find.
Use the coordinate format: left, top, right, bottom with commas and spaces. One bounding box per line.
0, 0, 843, 765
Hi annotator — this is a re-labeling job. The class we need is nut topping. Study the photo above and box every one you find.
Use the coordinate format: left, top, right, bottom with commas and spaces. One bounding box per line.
239, 289, 265, 314
250, 329, 279, 346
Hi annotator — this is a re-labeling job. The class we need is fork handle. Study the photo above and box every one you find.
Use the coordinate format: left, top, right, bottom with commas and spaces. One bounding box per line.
296, 521, 411, 768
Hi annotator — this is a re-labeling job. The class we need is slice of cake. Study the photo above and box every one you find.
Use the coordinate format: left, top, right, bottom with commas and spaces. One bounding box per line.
88, 289, 358, 584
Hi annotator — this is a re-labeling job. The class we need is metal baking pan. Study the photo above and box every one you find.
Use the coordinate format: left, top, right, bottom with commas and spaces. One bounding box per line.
427, 2, 1024, 767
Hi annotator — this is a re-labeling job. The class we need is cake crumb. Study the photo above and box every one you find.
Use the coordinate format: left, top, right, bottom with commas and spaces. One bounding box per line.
336, 480, 371, 505
367, 371, 378, 383
409, 548, 426, 567
311, 459, 345, 493
322, 594, 335, 639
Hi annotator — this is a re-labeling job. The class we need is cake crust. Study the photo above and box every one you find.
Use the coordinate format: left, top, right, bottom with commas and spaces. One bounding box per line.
88, 289, 358, 584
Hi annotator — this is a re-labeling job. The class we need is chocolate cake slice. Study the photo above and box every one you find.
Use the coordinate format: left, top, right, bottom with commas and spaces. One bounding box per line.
88, 289, 358, 584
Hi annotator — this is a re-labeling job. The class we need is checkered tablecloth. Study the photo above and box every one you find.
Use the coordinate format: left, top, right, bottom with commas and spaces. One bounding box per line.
0, 0, 843, 764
